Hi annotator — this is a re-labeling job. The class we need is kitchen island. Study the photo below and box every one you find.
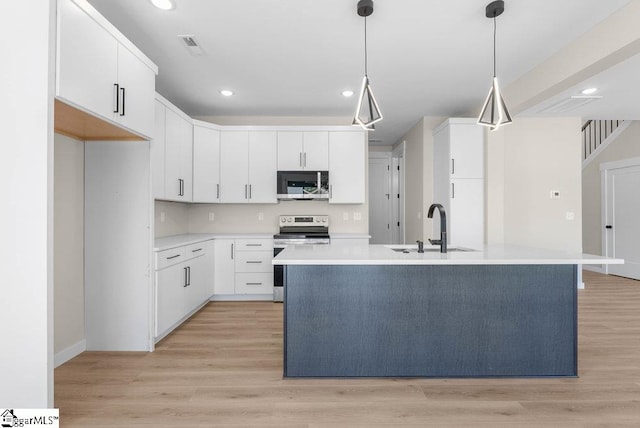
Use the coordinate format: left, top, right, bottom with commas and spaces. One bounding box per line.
273, 244, 623, 378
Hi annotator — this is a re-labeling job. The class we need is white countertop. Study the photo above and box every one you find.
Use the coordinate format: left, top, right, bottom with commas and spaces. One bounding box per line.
155, 233, 274, 251
330, 234, 372, 239
272, 244, 624, 266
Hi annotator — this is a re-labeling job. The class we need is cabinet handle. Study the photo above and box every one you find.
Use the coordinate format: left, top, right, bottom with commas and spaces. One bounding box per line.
166, 254, 181, 260
246, 282, 263, 286
178, 179, 184, 196
231, 243, 234, 259
120, 87, 126, 116
113, 83, 119, 113
451, 158, 455, 175
249, 184, 252, 199
303, 152, 307, 167
246, 243, 262, 247
216, 183, 220, 199
187, 266, 191, 286
452, 182, 455, 199
244, 184, 248, 199
299, 152, 303, 167
191, 248, 203, 253
183, 267, 188, 287
329, 184, 333, 199
246, 261, 263, 264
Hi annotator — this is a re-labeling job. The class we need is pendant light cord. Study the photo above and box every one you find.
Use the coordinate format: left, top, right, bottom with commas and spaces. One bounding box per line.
493, 15, 497, 78
364, 16, 368, 77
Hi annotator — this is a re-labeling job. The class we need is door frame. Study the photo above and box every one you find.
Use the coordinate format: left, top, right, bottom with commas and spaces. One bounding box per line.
368, 151, 393, 244
392, 142, 406, 244
600, 156, 640, 274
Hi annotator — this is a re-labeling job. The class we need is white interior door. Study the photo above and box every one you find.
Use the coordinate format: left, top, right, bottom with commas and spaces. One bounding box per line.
605, 165, 640, 279
369, 156, 391, 244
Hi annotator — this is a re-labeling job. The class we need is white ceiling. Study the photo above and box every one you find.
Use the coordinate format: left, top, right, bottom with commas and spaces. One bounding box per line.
87, 0, 629, 145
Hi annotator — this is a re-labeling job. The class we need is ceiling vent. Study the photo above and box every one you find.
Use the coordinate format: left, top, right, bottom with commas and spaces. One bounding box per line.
537, 95, 603, 114
178, 35, 205, 56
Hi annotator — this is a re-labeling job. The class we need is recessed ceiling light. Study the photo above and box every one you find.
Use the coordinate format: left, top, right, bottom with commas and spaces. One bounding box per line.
581, 87, 598, 95
150, 0, 175, 10
342, 90, 354, 98
220, 90, 233, 97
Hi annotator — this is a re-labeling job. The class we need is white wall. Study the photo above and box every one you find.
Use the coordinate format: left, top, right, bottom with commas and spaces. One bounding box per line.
487, 118, 583, 252
54, 134, 85, 357
582, 121, 640, 255
0, 1, 55, 407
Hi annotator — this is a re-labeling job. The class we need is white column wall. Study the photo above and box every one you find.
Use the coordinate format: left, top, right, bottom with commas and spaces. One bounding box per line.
0, 1, 55, 407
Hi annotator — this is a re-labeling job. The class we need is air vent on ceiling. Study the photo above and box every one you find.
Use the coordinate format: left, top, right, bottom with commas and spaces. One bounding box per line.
178, 35, 205, 56
537, 95, 603, 114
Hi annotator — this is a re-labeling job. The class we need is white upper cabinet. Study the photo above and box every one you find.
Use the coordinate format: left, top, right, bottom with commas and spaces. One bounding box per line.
193, 123, 221, 203
248, 132, 277, 203
277, 131, 329, 171
57, 0, 118, 121
56, 0, 157, 139
164, 107, 193, 202
220, 131, 277, 204
449, 124, 484, 179
329, 131, 366, 204
220, 131, 250, 203
150, 100, 166, 199
115, 45, 156, 139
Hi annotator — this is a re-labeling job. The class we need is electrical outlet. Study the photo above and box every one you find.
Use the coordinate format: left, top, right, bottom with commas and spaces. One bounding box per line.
160, 211, 166, 223
418, 211, 421, 219
258, 212, 264, 221
353, 212, 362, 221
208, 212, 215, 222
566, 211, 575, 221
550, 190, 560, 199
343, 212, 349, 221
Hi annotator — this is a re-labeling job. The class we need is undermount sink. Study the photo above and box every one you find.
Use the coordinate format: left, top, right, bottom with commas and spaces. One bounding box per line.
387, 246, 476, 253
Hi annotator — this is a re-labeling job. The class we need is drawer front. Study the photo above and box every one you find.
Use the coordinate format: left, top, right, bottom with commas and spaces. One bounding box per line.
185, 242, 207, 261
235, 251, 273, 273
235, 239, 274, 252
235, 273, 273, 294
155, 247, 185, 270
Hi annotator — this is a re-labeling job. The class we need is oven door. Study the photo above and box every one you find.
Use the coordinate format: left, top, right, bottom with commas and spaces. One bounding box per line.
273, 247, 285, 302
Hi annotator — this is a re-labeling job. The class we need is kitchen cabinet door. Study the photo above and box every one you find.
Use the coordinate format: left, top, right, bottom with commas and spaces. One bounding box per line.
57, 0, 118, 121
450, 125, 484, 179
329, 131, 366, 204
164, 108, 193, 201
220, 132, 250, 203
155, 264, 186, 337
277, 132, 304, 170
115, 44, 156, 139
248, 132, 277, 203
150, 100, 166, 199
214, 239, 236, 295
303, 131, 329, 170
193, 125, 221, 203
449, 178, 484, 248
184, 254, 208, 313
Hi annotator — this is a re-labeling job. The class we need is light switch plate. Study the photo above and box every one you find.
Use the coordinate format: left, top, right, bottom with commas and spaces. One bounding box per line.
160, 211, 166, 223
566, 211, 575, 221
208, 212, 215, 222
343, 212, 349, 221
258, 212, 264, 221
353, 212, 362, 221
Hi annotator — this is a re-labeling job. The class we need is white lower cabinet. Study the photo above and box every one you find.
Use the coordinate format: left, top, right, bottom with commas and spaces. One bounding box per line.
154, 241, 213, 339
212, 238, 274, 298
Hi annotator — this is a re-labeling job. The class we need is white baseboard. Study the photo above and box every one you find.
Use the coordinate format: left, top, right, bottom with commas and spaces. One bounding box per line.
583, 265, 604, 274
210, 294, 274, 301
54, 339, 86, 368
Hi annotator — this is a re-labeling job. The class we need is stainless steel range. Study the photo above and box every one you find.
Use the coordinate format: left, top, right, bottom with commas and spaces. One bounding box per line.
273, 215, 330, 302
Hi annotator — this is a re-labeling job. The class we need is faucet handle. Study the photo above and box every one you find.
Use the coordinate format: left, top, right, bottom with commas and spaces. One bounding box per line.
428, 238, 441, 245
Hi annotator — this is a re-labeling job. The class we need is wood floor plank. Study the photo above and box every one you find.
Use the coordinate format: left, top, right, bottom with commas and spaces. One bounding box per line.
54, 271, 640, 426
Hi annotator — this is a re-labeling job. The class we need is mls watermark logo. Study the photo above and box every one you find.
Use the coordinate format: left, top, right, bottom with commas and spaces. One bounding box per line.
1, 409, 59, 427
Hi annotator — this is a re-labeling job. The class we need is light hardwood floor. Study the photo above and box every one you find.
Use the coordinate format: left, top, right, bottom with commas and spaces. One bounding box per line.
55, 271, 640, 427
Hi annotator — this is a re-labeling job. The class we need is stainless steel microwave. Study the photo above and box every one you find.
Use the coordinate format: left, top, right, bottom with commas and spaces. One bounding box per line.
277, 171, 329, 200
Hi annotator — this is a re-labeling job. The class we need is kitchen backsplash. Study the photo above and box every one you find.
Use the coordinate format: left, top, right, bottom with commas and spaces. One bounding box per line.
155, 200, 368, 237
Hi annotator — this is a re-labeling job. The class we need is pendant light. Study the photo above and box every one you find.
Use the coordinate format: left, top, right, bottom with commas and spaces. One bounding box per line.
353, 0, 382, 131
477, 0, 512, 130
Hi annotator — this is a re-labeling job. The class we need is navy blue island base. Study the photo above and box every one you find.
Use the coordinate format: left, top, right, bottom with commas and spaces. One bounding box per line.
283, 264, 577, 378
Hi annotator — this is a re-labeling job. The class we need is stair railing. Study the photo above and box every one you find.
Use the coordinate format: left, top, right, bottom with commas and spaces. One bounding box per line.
582, 120, 622, 161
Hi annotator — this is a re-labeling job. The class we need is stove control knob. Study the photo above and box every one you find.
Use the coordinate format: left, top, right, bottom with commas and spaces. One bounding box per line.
315, 218, 320, 223
322, 217, 327, 223
287, 217, 292, 223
